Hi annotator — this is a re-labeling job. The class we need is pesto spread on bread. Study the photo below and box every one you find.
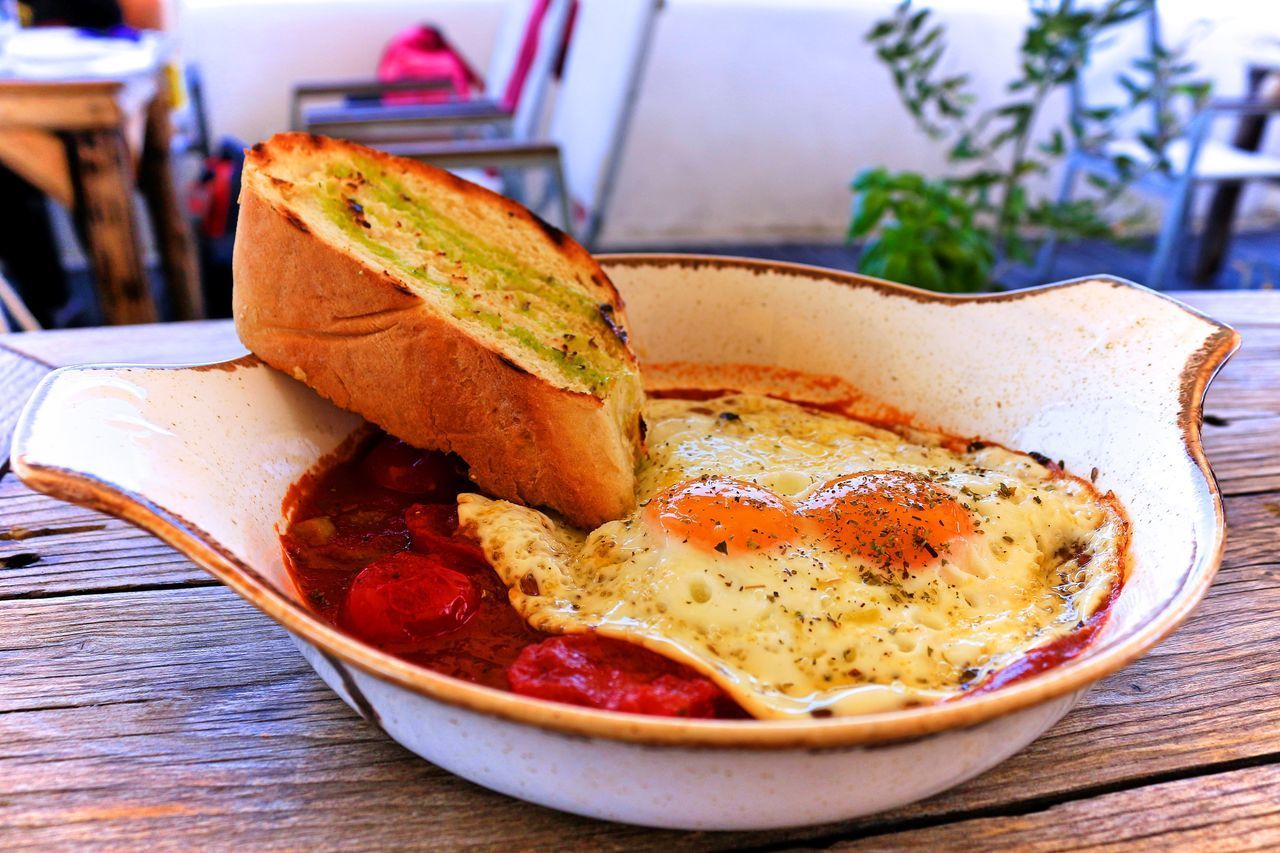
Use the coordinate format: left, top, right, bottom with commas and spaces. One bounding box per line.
233, 133, 644, 528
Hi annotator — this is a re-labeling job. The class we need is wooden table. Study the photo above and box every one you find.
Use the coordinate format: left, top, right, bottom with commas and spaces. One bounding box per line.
0, 292, 1277, 849
0, 71, 203, 324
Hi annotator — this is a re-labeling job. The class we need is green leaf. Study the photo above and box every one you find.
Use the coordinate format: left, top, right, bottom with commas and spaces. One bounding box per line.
1069, 114, 1086, 140
948, 135, 982, 161
858, 0, 1195, 288
910, 253, 946, 291
866, 20, 896, 41
996, 102, 1033, 118
849, 188, 889, 237
850, 166, 887, 192
1037, 128, 1066, 156
881, 250, 914, 285
907, 8, 929, 36
1117, 74, 1148, 104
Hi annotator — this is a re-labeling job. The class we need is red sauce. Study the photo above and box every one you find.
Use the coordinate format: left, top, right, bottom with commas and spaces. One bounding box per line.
283, 427, 1122, 719
282, 433, 738, 714
508, 634, 739, 718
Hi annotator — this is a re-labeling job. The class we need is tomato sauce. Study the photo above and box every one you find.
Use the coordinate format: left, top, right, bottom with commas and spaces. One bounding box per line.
283, 428, 1119, 720
282, 433, 741, 715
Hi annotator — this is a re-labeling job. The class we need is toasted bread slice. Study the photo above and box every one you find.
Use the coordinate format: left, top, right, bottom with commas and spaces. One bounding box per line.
233, 133, 644, 528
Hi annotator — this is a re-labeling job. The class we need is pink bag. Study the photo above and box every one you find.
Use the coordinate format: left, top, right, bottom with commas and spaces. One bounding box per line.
377, 25, 483, 105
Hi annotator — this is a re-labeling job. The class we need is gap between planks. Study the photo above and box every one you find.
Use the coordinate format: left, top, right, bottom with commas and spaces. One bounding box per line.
0, 494, 1275, 849
831, 762, 1280, 851
1, 297, 1277, 846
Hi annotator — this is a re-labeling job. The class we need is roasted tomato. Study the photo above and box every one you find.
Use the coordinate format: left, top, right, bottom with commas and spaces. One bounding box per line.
405, 503, 488, 566
340, 552, 480, 649
506, 633, 730, 718
361, 437, 462, 497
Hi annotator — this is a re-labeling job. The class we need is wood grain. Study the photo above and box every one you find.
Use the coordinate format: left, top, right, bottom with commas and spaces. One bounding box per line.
0, 81, 124, 130
0, 487, 1273, 847
839, 764, 1280, 850
0, 287, 1263, 367
138, 71, 205, 322
67, 128, 156, 325
1202, 414, 1280, 496
0, 586, 723, 851
0, 127, 72, 206
0, 347, 50, 466
0, 472, 209, 598
0, 293, 1276, 848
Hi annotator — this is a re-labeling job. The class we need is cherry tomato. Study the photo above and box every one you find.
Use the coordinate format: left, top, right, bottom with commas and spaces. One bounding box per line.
361, 437, 460, 497
506, 633, 731, 718
405, 503, 488, 566
340, 552, 480, 649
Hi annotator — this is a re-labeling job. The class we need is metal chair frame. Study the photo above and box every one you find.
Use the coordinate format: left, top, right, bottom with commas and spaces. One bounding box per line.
1035, 6, 1280, 288
289, 1, 662, 248
0, 269, 41, 332
289, 1, 572, 145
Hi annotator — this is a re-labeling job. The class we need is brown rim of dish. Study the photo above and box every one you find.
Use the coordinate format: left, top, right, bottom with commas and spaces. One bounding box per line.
11, 258, 1241, 750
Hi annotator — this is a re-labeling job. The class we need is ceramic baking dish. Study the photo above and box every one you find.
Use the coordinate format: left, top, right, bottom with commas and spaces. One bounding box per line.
11, 256, 1238, 829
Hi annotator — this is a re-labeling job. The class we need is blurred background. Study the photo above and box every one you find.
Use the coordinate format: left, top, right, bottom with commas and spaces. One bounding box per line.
0, 0, 1277, 330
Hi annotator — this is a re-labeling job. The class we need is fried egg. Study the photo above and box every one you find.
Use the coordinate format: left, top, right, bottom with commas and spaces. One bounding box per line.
459, 394, 1127, 719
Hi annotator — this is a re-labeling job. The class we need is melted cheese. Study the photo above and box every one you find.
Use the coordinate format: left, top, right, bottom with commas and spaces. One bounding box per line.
459, 395, 1126, 719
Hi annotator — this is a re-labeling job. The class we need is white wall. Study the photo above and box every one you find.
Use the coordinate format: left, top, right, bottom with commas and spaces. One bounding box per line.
178, 0, 1280, 244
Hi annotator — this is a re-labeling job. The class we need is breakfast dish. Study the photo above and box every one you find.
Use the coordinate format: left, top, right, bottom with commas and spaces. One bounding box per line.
13, 255, 1234, 826
233, 133, 644, 529
463, 392, 1127, 719
240, 134, 1133, 723
282, 379, 1127, 720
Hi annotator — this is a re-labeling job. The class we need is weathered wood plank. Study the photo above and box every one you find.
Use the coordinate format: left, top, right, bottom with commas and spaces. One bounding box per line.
839, 763, 1280, 850
0, 290, 1265, 367
0, 80, 125, 130
0, 473, 210, 598
1175, 289, 1280, 321
0, 293, 1276, 847
1201, 414, 1280, 496
0, 391, 1271, 598
0, 347, 51, 466
0, 320, 245, 368
0, 586, 734, 851
1197, 318, 1280, 426
0, 127, 72, 207
67, 128, 157, 325
0, 488, 1275, 848
138, 71, 205, 322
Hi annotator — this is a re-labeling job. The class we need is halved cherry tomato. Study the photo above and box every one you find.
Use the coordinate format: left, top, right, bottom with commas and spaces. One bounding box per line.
405, 503, 488, 566
340, 552, 480, 649
506, 633, 731, 718
361, 437, 461, 497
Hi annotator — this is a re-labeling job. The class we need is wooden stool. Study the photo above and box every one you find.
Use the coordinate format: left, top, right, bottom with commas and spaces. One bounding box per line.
0, 72, 203, 324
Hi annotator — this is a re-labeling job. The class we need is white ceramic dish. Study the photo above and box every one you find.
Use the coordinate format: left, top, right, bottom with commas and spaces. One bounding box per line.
12, 257, 1238, 830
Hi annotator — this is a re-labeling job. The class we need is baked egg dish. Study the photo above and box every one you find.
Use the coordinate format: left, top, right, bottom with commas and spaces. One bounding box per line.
459, 393, 1128, 720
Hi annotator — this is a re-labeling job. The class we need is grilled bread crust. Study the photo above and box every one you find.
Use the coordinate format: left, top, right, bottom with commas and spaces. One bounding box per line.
232, 133, 642, 528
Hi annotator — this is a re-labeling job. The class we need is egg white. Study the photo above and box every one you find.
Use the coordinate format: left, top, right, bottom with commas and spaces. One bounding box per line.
459, 394, 1127, 719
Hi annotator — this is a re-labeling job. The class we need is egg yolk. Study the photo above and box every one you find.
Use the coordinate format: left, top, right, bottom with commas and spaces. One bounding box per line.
645, 476, 807, 556
799, 471, 973, 572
